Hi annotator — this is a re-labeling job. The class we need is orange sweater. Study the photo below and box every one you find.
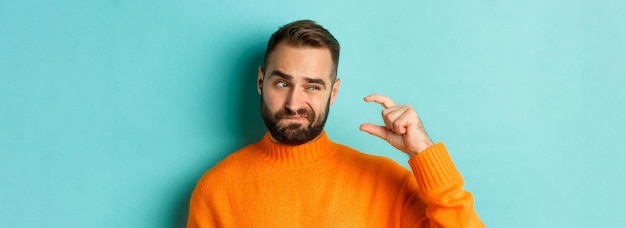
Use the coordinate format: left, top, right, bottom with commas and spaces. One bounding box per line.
187, 132, 484, 227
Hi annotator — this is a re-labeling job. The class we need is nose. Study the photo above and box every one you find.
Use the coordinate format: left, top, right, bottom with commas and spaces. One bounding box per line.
285, 87, 305, 112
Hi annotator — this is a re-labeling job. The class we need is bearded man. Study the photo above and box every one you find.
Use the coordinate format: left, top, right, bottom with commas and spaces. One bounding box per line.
187, 20, 484, 227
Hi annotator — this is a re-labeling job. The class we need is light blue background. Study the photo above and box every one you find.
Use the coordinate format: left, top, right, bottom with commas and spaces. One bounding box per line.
1, 0, 625, 227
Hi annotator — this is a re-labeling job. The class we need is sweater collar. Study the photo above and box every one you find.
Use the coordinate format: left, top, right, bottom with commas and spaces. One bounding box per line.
256, 131, 338, 165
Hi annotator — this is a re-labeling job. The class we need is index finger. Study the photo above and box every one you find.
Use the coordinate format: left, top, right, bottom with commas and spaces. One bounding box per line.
363, 94, 398, 109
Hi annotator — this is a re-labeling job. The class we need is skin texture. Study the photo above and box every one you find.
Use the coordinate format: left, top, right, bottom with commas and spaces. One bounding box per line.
258, 41, 433, 156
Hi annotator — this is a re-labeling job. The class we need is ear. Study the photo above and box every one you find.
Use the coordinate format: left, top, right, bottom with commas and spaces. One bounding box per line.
257, 66, 264, 95
329, 78, 341, 105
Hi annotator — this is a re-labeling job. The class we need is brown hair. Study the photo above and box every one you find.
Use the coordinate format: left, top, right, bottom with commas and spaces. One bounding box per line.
263, 20, 340, 79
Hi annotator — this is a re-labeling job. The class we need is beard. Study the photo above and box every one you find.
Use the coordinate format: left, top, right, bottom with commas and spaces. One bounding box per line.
260, 95, 330, 145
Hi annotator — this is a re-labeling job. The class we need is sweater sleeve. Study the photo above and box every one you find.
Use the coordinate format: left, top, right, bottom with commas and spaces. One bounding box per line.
405, 143, 485, 228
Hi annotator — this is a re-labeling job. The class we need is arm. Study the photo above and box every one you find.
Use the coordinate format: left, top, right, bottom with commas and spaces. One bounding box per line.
360, 94, 484, 227
405, 143, 484, 227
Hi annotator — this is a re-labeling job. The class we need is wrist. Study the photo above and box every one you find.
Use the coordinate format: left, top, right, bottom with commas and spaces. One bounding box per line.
408, 139, 435, 157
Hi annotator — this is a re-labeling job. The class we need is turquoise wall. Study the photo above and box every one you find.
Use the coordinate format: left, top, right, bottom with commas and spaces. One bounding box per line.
1, 0, 624, 227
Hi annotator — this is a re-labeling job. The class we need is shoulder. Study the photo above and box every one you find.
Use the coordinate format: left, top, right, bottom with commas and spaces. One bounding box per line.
335, 143, 412, 178
330, 143, 418, 194
193, 144, 257, 191
336, 143, 401, 164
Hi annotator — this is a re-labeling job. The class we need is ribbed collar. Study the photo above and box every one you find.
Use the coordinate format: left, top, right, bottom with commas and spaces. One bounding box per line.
254, 131, 338, 165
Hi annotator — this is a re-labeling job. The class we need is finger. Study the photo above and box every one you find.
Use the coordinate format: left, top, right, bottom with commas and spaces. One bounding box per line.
382, 105, 411, 134
359, 123, 388, 141
363, 94, 398, 109
391, 108, 416, 134
405, 121, 419, 153
381, 105, 406, 118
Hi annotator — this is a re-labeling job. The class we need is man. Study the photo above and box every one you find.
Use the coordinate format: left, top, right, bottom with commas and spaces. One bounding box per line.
187, 20, 484, 227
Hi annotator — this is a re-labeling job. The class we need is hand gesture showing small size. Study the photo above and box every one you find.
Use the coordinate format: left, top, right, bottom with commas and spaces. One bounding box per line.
359, 94, 434, 157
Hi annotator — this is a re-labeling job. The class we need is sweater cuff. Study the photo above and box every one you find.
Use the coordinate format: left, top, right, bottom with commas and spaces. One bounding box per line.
408, 142, 463, 192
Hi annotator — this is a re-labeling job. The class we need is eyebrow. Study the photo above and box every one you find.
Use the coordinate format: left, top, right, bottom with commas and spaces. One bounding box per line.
305, 78, 326, 88
269, 70, 293, 80
269, 70, 327, 88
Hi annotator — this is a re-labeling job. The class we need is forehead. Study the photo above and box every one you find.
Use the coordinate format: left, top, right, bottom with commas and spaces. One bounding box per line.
266, 42, 334, 82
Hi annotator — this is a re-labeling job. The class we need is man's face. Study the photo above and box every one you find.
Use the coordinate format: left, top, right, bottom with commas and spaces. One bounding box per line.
258, 42, 341, 145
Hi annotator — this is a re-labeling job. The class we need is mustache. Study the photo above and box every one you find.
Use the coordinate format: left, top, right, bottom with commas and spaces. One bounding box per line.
274, 108, 315, 122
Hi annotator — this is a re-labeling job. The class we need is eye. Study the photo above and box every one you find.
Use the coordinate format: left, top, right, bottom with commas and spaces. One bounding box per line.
307, 85, 321, 91
275, 81, 289, 88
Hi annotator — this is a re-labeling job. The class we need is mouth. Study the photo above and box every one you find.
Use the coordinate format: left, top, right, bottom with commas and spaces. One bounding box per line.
283, 116, 308, 122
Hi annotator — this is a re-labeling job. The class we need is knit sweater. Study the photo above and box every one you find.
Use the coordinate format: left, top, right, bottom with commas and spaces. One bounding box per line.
187, 132, 484, 227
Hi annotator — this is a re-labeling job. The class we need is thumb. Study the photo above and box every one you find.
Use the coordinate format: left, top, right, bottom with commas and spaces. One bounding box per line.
359, 123, 387, 141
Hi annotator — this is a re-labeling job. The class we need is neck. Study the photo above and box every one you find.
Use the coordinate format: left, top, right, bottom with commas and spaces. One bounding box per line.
257, 131, 337, 165
268, 132, 324, 146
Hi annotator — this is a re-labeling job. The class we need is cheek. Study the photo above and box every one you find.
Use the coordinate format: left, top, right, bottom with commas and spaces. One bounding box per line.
262, 91, 283, 110
311, 95, 330, 112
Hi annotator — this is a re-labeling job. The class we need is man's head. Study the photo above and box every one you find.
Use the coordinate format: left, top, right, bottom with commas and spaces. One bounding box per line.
263, 20, 340, 80
258, 20, 341, 145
